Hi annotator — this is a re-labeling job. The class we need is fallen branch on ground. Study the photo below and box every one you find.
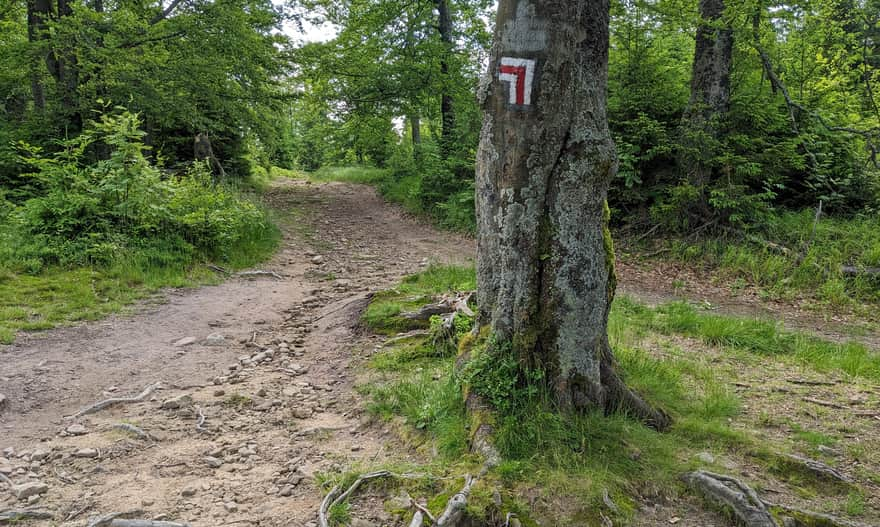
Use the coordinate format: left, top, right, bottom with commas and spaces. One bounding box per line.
70, 383, 162, 419
0, 472, 12, 487
237, 270, 283, 280
683, 470, 778, 527
0, 508, 54, 522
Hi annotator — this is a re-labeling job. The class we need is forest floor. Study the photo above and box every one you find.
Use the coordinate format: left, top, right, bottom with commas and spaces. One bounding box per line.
0, 178, 877, 526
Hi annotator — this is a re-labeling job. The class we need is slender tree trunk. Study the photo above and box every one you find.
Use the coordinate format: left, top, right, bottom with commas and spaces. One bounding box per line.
56, 0, 81, 131
680, 0, 732, 198
26, 0, 51, 110
475, 0, 669, 428
409, 114, 422, 160
435, 0, 455, 158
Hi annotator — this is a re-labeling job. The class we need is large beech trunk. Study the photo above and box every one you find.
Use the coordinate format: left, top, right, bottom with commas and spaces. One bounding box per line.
475, 0, 669, 429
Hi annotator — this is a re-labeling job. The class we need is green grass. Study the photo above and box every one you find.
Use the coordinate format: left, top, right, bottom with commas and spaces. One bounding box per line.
0, 176, 281, 344
361, 264, 475, 334
662, 210, 880, 306
612, 297, 880, 381
357, 265, 880, 525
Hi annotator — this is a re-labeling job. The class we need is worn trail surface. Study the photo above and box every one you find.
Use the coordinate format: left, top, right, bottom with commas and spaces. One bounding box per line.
0, 180, 471, 526
0, 179, 876, 526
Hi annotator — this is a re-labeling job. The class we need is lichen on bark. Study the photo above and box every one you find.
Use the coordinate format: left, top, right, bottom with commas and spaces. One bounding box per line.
473, 0, 669, 430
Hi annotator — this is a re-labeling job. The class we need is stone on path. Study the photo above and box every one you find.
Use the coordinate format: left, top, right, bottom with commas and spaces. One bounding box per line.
203, 333, 225, 346
174, 336, 198, 347
66, 423, 87, 436
12, 481, 48, 500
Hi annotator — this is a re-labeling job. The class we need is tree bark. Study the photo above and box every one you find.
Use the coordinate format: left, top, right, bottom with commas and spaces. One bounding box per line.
26, 0, 51, 110
409, 114, 422, 160
435, 0, 455, 158
680, 0, 732, 193
475, 0, 669, 428
56, 0, 81, 131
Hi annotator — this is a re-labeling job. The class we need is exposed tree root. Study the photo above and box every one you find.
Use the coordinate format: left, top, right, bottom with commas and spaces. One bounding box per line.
600, 350, 671, 430
107, 521, 190, 527
317, 469, 487, 527
683, 470, 779, 527
236, 270, 283, 280
383, 330, 431, 347
69, 383, 162, 419
782, 454, 852, 483
686, 470, 868, 527
434, 475, 474, 527
765, 501, 876, 527
194, 406, 210, 434
0, 508, 54, 522
318, 470, 392, 527
402, 292, 474, 321
88, 511, 190, 527
840, 265, 880, 277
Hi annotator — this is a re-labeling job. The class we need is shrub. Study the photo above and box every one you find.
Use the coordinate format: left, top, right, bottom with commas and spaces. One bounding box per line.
4, 107, 274, 270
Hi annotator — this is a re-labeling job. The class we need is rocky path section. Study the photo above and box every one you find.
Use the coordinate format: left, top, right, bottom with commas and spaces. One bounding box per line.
0, 179, 472, 526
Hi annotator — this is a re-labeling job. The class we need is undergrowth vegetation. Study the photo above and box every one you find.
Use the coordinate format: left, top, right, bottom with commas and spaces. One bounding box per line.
356, 265, 879, 525
656, 210, 880, 306
0, 110, 279, 343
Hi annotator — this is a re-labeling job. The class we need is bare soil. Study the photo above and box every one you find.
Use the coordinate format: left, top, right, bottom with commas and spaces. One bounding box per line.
0, 179, 876, 526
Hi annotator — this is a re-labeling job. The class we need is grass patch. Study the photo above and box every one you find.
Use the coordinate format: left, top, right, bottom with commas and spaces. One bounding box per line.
361, 264, 475, 334
357, 265, 880, 524
612, 297, 880, 381
659, 210, 880, 306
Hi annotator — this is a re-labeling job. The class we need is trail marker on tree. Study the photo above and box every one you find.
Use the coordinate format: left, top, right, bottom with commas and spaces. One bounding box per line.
473, 0, 669, 429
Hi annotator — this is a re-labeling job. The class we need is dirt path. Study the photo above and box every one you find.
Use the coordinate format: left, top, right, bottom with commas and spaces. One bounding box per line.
0, 179, 472, 526
0, 179, 876, 526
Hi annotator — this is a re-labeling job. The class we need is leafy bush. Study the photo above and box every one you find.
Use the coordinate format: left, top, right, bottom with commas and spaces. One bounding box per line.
3, 108, 274, 271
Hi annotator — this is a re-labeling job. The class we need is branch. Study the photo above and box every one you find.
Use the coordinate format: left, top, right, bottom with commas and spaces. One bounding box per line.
752, 15, 879, 168
149, 0, 187, 25
69, 383, 162, 419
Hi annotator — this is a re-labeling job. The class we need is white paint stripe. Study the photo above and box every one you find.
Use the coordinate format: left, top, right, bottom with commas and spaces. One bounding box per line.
499, 57, 536, 106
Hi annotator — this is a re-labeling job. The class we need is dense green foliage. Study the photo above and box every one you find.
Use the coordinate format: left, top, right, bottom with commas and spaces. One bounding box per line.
284, 0, 880, 304
0, 110, 278, 342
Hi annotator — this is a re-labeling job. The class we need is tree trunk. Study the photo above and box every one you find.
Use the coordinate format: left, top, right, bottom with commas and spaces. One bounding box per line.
410, 114, 422, 160
26, 0, 51, 110
475, 0, 669, 428
56, 0, 81, 131
435, 0, 455, 158
680, 0, 732, 194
